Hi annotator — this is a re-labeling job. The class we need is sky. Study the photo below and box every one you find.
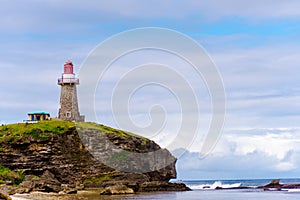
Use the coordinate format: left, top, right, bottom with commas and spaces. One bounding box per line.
1, 0, 300, 180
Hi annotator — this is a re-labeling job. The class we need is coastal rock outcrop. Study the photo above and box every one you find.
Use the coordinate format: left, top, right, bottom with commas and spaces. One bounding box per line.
0, 121, 188, 195
16, 171, 62, 193
100, 184, 134, 195
259, 179, 300, 191
213, 179, 300, 191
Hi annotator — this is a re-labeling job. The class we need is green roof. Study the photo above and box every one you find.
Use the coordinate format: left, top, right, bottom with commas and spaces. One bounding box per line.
27, 111, 50, 115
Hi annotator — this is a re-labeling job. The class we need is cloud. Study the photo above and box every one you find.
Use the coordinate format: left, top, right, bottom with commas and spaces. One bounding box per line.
205, 40, 300, 128
2, 0, 300, 36
226, 130, 300, 160
175, 128, 300, 179
45, 0, 300, 21
275, 162, 296, 171
189, 0, 300, 21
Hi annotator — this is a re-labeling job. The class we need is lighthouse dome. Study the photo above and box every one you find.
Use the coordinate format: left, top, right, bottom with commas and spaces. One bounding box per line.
58, 60, 79, 85
64, 61, 74, 74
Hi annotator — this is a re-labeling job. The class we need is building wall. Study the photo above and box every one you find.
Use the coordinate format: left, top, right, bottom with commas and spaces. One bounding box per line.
58, 84, 84, 122
28, 114, 50, 121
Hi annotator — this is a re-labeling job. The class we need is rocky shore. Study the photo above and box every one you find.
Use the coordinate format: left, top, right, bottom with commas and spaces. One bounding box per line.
214, 179, 300, 191
0, 121, 190, 199
259, 179, 300, 191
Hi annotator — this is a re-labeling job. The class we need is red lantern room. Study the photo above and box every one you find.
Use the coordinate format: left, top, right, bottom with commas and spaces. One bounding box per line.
58, 60, 79, 85
64, 61, 74, 74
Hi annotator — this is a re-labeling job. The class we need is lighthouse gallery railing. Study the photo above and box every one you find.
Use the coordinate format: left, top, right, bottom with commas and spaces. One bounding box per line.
57, 78, 79, 84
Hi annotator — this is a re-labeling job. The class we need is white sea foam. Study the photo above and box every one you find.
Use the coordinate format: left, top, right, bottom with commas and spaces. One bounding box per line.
188, 181, 241, 190
287, 189, 300, 193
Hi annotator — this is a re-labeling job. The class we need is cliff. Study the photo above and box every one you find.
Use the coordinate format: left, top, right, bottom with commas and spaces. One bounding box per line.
0, 121, 189, 196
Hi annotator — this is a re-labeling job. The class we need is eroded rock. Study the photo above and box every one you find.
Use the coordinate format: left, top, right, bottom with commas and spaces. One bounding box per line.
0, 191, 11, 200
100, 184, 134, 195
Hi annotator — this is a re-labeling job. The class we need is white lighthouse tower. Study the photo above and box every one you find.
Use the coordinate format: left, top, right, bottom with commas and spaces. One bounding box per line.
58, 61, 84, 122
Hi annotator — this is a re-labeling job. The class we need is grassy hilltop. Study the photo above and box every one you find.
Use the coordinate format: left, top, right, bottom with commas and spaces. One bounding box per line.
0, 121, 145, 143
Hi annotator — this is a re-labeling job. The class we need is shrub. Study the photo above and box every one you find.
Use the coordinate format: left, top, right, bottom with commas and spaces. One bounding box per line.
0, 165, 25, 185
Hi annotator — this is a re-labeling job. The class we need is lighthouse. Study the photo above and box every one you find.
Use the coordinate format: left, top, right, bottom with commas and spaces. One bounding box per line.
58, 61, 84, 122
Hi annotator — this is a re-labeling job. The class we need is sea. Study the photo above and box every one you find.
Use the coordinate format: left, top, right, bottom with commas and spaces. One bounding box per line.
100, 179, 300, 200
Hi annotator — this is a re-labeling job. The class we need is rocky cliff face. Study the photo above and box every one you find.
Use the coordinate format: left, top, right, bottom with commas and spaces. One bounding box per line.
0, 121, 189, 194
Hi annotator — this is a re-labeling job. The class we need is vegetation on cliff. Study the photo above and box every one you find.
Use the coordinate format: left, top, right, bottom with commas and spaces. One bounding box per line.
0, 121, 146, 143
0, 165, 24, 185
0, 121, 74, 143
76, 122, 149, 141
0, 120, 188, 196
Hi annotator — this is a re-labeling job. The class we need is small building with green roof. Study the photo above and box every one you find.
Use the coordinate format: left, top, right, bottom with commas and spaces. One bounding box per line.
27, 111, 50, 121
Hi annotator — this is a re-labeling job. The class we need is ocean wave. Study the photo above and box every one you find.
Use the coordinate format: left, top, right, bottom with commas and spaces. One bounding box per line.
287, 189, 300, 193
188, 181, 241, 190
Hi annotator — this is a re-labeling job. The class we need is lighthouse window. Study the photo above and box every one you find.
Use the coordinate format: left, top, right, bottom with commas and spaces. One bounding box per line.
66, 112, 71, 118
66, 67, 71, 73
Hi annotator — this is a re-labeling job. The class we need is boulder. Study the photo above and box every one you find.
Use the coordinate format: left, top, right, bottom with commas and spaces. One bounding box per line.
258, 179, 300, 190
0, 192, 11, 200
100, 184, 134, 195
138, 181, 191, 192
262, 179, 281, 191
35, 170, 62, 192
18, 171, 62, 193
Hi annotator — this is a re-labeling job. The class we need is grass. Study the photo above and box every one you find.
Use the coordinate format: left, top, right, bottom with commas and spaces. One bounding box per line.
76, 122, 147, 140
0, 121, 148, 145
0, 121, 74, 136
0, 165, 25, 185
83, 175, 111, 185
0, 121, 75, 143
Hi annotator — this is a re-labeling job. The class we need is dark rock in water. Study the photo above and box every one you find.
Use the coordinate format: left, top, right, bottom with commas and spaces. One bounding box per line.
281, 184, 300, 189
211, 179, 300, 191
260, 179, 282, 191
0, 121, 189, 194
258, 179, 300, 191
100, 184, 134, 195
270, 179, 280, 185
265, 179, 280, 187
138, 181, 191, 192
